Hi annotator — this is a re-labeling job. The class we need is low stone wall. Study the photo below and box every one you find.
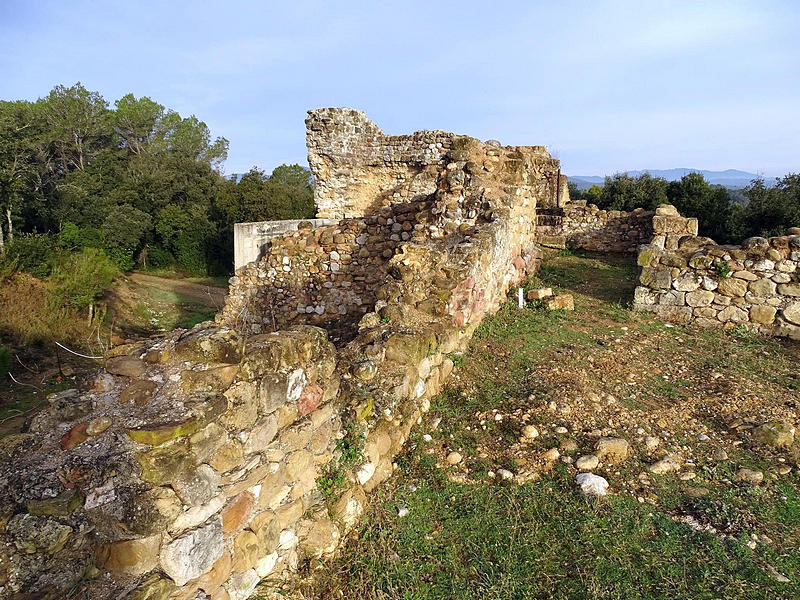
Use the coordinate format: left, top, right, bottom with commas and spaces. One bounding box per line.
234, 219, 336, 271
536, 202, 654, 253
633, 206, 800, 339
0, 110, 558, 599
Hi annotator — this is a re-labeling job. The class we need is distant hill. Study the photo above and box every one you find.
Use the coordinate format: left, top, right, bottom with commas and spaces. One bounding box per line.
569, 169, 765, 191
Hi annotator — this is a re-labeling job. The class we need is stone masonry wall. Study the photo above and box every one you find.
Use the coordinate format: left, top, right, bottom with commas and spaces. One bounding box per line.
307, 108, 453, 220
0, 109, 562, 600
536, 201, 654, 253
633, 205, 800, 339
233, 219, 336, 271
221, 109, 563, 337
220, 199, 434, 335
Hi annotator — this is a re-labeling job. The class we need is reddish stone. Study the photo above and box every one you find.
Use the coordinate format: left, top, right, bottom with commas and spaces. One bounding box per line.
453, 311, 466, 327
513, 255, 526, 270
297, 384, 323, 416
221, 492, 255, 536
61, 422, 90, 451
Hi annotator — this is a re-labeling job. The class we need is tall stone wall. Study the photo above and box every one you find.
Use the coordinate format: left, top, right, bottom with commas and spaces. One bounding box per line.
221, 109, 563, 336
0, 109, 563, 599
633, 205, 800, 339
307, 108, 453, 220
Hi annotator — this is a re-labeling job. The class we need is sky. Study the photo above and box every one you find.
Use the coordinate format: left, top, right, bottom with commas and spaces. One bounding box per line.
1, 0, 798, 177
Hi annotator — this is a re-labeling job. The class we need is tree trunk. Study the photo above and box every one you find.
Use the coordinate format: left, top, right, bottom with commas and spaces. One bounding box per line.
5, 208, 12, 244
0, 219, 4, 253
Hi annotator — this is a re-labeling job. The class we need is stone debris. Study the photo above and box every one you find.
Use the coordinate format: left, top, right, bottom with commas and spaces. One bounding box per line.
575, 473, 609, 497
521, 425, 539, 439
527, 288, 553, 301
649, 456, 682, 474
544, 294, 575, 311
575, 455, 599, 471
595, 437, 630, 464
734, 468, 764, 485
446, 452, 463, 465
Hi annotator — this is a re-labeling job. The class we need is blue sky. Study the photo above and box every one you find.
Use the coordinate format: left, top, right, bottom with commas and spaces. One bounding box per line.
1, 1, 798, 177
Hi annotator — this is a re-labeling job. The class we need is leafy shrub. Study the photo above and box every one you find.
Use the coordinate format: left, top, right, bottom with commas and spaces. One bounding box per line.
144, 246, 175, 269
174, 230, 210, 276
47, 248, 118, 311
0, 344, 10, 378
0, 252, 19, 280
58, 222, 103, 250
3, 235, 56, 278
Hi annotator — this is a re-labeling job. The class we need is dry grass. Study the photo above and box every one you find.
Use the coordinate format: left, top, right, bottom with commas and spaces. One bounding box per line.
0, 273, 108, 351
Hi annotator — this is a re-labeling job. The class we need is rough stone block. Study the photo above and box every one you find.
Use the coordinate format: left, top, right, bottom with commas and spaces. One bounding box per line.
160, 517, 224, 586
750, 305, 777, 324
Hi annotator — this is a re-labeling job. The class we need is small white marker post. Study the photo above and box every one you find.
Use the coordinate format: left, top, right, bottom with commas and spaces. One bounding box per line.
518, 287, 524, 309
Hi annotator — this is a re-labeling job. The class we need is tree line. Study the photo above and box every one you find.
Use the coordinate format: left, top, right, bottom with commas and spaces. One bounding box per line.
0, 82, 314, 281
569, 172, 800, 244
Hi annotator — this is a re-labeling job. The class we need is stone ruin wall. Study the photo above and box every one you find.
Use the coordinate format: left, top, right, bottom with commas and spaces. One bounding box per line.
633, 206, 800, 339
0, 109, 564, 600
220, 198, 433, 336
307, 108, 452, 220
536, 201, 655, 254
221, 108, 563, 336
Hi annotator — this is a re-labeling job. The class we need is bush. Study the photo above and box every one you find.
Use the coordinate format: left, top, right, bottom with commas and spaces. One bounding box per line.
47, 248, 118, 311
3, 235, 56, 278
102, 205, 152, 271
0, 344, 10, 379
58, 222, 103, 250
144, 246, 175, 269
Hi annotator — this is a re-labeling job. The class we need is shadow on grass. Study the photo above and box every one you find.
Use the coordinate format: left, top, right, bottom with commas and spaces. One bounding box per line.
537, 251, 639, 307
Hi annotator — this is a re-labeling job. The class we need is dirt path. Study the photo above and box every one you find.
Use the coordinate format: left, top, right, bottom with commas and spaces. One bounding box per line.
129, 273, 228, 307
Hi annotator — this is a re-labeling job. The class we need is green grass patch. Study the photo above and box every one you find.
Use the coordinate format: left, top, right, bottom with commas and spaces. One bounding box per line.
321, 448, 799, 599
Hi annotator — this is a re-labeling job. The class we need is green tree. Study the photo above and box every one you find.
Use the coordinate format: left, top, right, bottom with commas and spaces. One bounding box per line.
112, 94, 164, 155
43, 83, 111, 172
731, 175, 800, 239
666, 173, 732, 242
599, 173, 668, 211
101, 204, 151, 270
0, 100, 44, 250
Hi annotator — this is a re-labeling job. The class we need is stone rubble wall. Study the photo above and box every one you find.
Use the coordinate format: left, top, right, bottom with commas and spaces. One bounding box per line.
536, 201, 655, 253
633, 205, 800, 339
0, 109, 563, 600
220, 199, 435, 335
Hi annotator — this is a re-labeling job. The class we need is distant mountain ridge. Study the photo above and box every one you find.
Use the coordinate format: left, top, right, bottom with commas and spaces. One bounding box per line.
569, 168, 765, 191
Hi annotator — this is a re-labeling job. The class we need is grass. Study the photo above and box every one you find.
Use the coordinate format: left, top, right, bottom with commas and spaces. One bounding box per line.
304, 252, 800, 599
312, 456, 799, 600
136, 267, 230, 288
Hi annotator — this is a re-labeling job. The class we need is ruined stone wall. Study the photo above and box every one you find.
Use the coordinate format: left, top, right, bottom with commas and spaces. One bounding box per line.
633, 206, 800, 339
536, 201, 654, 253
220, 109, 562, 336
307, 108, 453, 220
0, 109, 561, 600
221, 199, 435, 335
